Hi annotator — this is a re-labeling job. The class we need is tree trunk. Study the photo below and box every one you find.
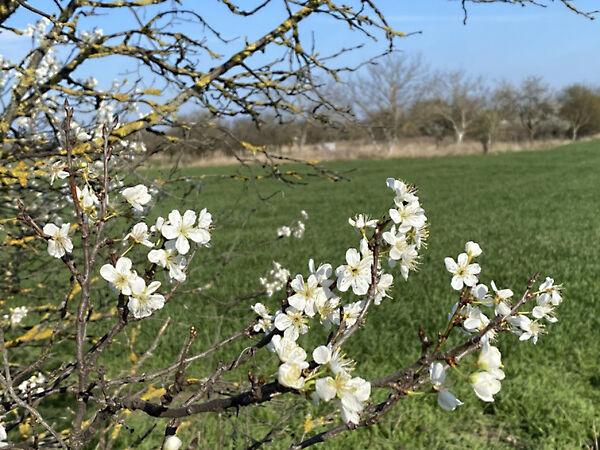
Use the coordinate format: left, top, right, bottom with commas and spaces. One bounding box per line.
482, 134, 492, 154
455, 130, 465, 145
571, 126, 579, 141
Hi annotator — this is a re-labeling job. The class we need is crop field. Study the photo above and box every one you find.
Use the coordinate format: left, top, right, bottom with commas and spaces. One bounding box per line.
110, 139, 600, 449
53, 141, 600, 448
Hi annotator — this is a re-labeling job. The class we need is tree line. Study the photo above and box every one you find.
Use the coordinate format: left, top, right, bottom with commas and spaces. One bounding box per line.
172, 54, 600, 156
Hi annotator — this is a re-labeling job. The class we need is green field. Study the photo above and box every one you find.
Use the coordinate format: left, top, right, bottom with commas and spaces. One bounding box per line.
7, 141, 596, 449
104, 140, 598, 449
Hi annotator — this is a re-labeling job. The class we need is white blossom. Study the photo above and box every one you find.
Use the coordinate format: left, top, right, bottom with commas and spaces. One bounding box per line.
315, 373, 371, 424
274, 307, 308, 340
121, 184, 151, 211
17, 372, 46, 394
386, 178, 418, 204
76, 185, 99, 213
444, 252, 481, 290
277, 226, 291, 238
43, 223, 73, 258
477, 345, 505, 380
538, 277, 562, 306
470, 371, 502, 402
313, 345, 354, 375
342, 301, 364, 328
48, 161, 69, 185
429, 362, 463, 411
0, 424, 7, 448
465, 241, 482, 259
259, 262, 290, 297
147, 242, 187, 282
288, 274, 326, 317
251, 303, 273, 333
10, 306, 28, 326
348, 214, 378, 230
517, 316, 544, 344
271, 334, 307, 365
335, 248, 372, 296
100, 257, 140, 295
463, 305, 490, 332
163, 435, 182, 450
278, 361, 308, 389
374, 273, 393, 305
389, 201, 426, 232
125, 222, 154, 247
128, 279, 165, 319
161, 209, 210, 255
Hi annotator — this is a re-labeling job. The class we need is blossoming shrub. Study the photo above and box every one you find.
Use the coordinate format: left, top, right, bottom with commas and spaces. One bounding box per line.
0, 120, 564, 449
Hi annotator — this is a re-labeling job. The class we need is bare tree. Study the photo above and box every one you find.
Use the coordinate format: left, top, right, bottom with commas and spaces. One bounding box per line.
431, 71, 486, 145
496, 77, 555, 141
351, 54, 429, 149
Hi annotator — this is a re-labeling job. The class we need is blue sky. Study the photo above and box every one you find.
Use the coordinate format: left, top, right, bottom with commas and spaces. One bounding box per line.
1, 0, 599, 89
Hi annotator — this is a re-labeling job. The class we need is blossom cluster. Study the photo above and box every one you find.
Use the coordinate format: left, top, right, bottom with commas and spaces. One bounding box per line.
258, 261, 291, 297
40, 175, 212, 320
277, 210, 308, 239
251, 178, 428, 424
98, 203, 212, 319
429, 243, 564, 409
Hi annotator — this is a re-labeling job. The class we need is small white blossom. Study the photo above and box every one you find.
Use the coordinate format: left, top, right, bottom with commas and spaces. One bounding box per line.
374, 273, 393, 305
161, 210, 210, 255
465, 241, 482, 259
429, 362, 463, 411
288, 274, 326, 317
463, 305, 490, 332
128, 279, 165, 319
517, 316, 544, 344
271, 334, 307, 365
0, 424, 7, 447
312, 345, 355, 375
278, 361, 308, 389
444, 252, 481, 290
10, 306, 28, 326
336, 248, 372, 296
251, 303, 273, 333
17, 372, 46, 395
48, 161, 69, 185
100, 257, 140, 295
470, 371, 502, 402
342, 301, 364, 328
43, 223, 73, 258
121, 184, 151, 211
477, 345, 505, 380
386, 178, 418, 204
274, 307, 308, 340
76, 185, 99, 212
125, 222, 154, 247
163, 435, 182, 450
389, 201, 426, 232
315, 372, 371, 424
348, 214, 378, 230
538, 277, 562, 306
277, 226, 291, 238
259, 262, 290, 297
148, 242, 187, 282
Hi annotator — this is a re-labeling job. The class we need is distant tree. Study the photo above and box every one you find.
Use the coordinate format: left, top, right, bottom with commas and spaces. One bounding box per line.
431, 71, 486, 145
497, 77, 555, 141
351, 54, 429, 148
408, 98, 452, 146
558, 84, 600, 140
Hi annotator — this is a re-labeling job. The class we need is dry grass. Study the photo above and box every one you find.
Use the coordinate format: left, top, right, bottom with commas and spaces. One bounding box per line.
150, 135, 596, 167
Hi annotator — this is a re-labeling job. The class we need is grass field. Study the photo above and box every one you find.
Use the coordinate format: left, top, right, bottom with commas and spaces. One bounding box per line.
88, 140, 600, 448
11, 142, 600, 449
